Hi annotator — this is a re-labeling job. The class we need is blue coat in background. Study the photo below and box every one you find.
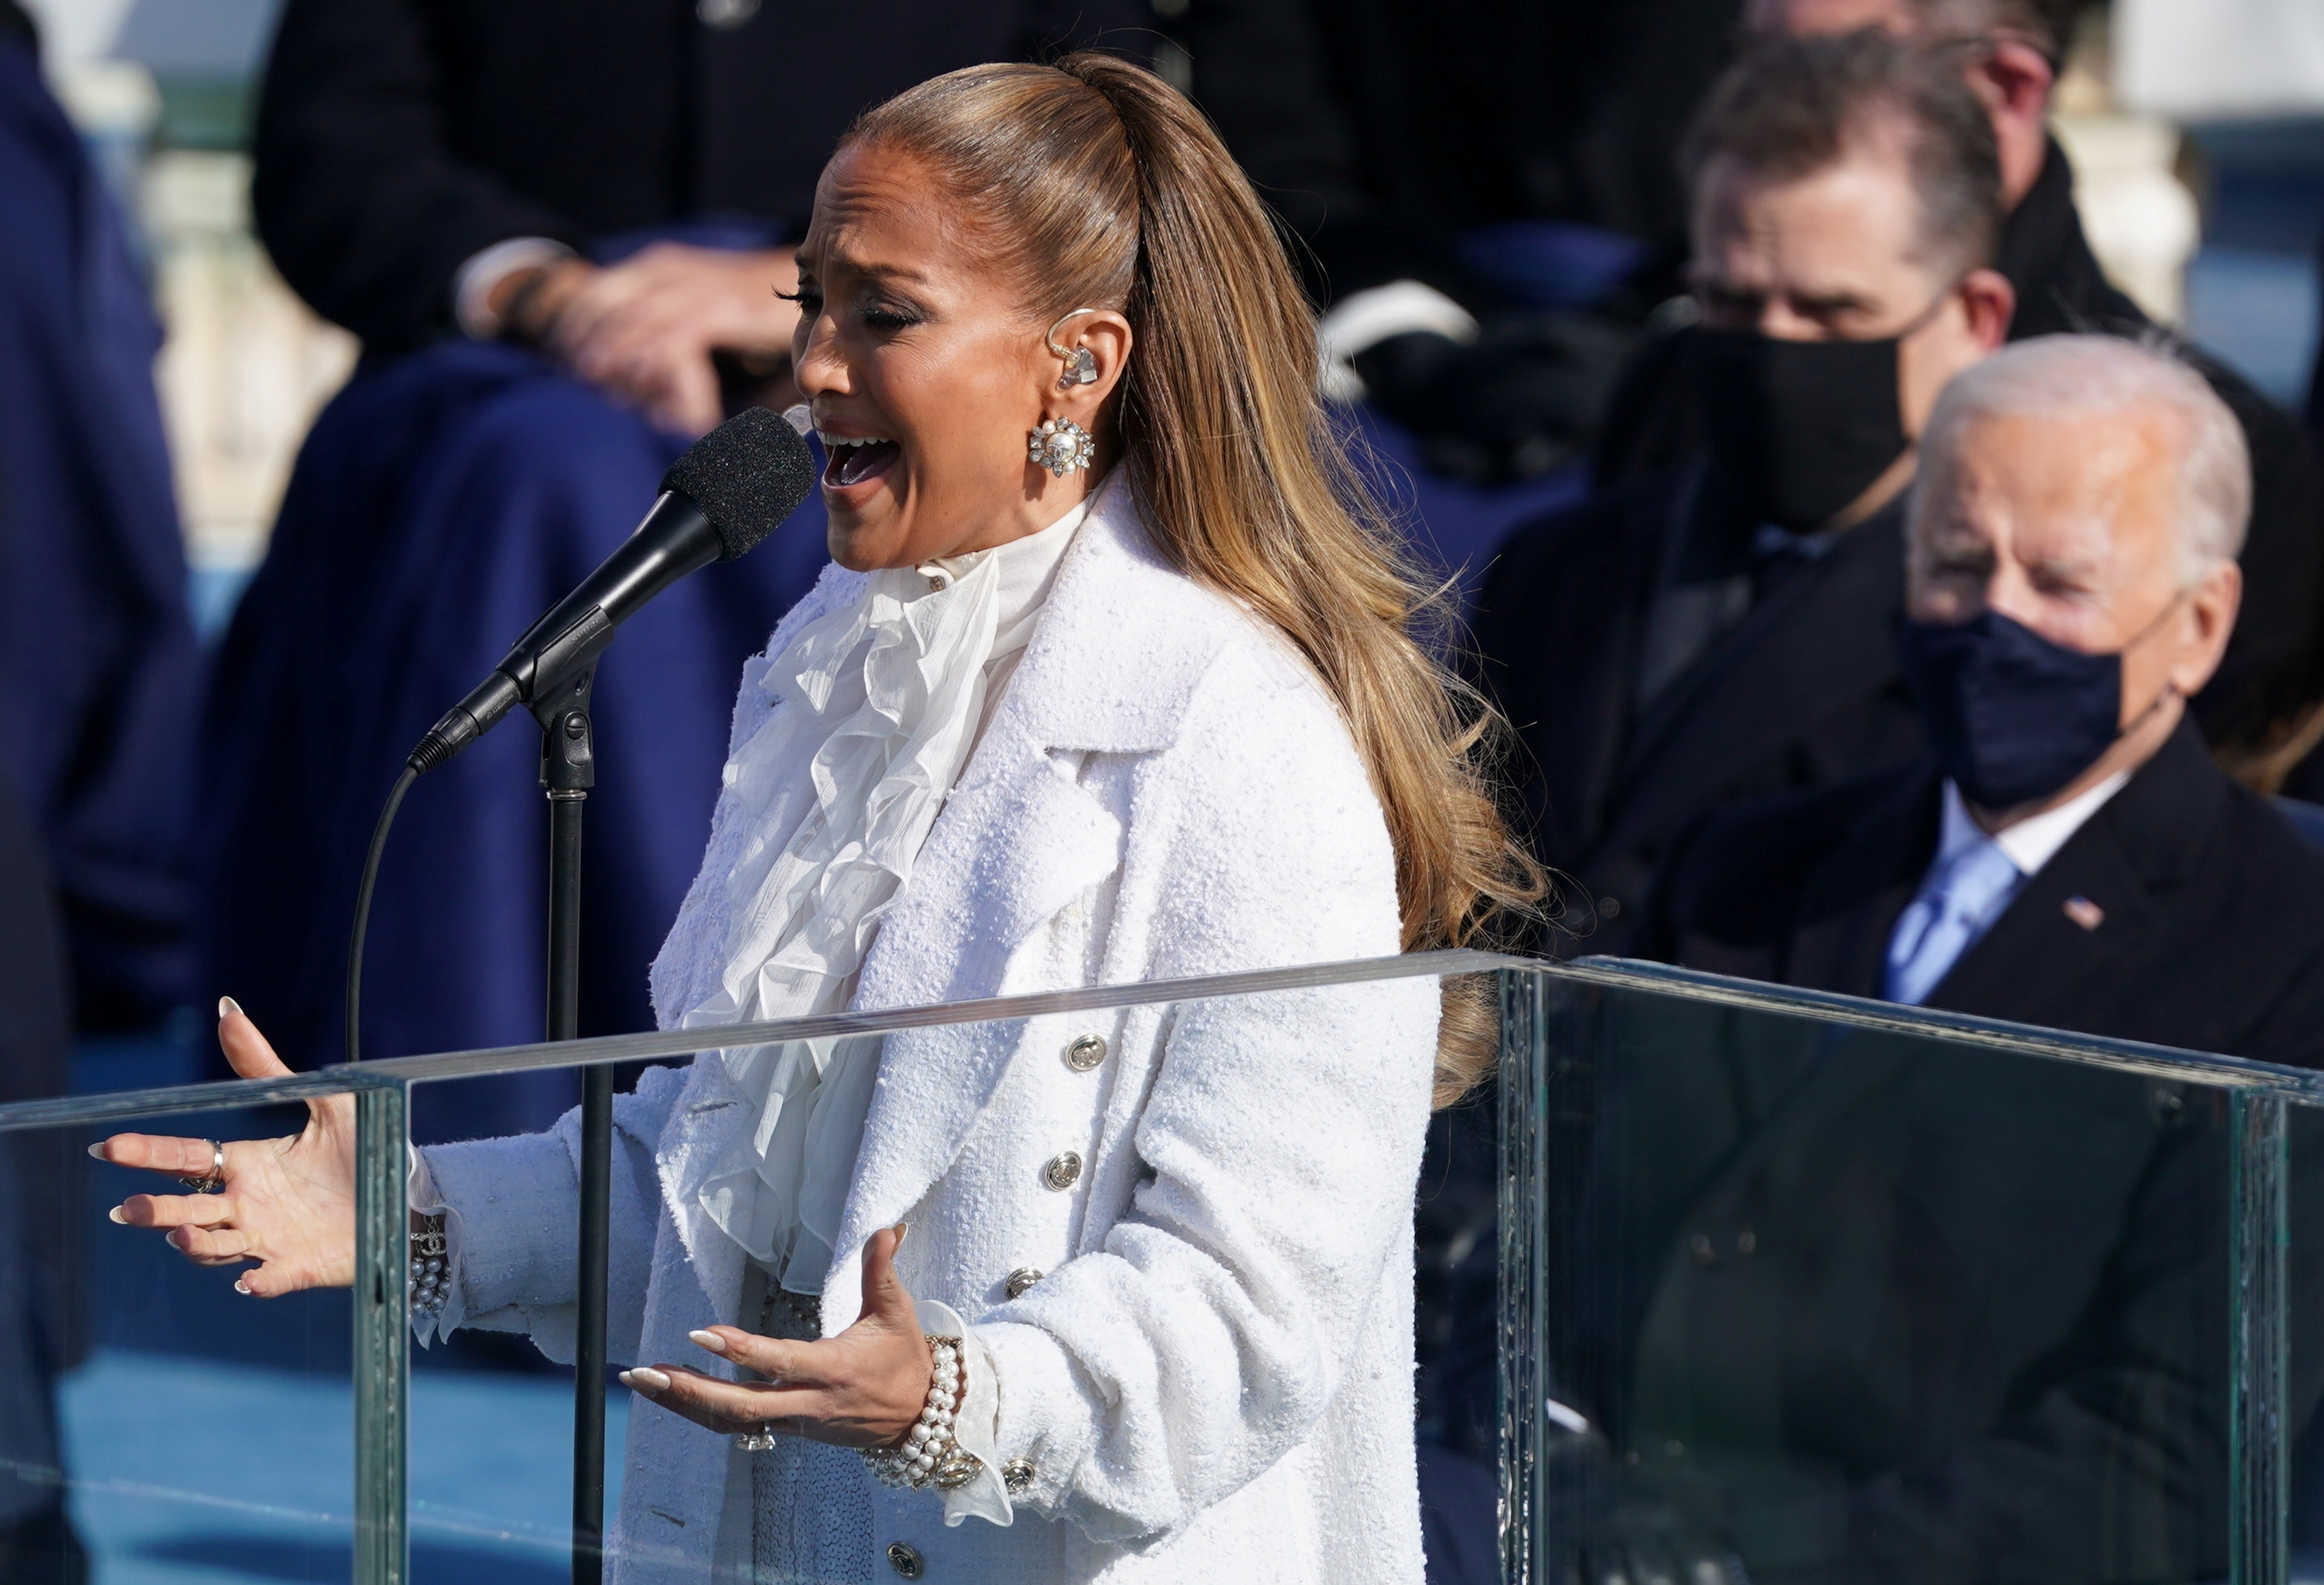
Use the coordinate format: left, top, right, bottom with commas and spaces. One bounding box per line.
0, 27, 198, 1030
199, 341, 828, 1140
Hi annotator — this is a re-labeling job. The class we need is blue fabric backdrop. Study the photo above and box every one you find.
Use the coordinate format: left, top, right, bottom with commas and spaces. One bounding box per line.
199, 341, 829, 1140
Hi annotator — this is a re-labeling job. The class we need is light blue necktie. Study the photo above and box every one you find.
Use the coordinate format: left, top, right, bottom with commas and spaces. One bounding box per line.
1882, 838, 2026, 1007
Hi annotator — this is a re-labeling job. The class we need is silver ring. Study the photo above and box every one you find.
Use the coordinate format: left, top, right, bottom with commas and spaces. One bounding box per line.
177, 1140, 227, 1195
734, 1424, 779, 1452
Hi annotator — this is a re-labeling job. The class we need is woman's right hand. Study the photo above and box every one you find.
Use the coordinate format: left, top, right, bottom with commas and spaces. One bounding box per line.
93, 998, 358, 1296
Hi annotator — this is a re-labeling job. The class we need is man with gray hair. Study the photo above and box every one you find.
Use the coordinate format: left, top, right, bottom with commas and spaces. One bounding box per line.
1655, 331, 2324, 1045
1596, 333, 2324, 1582
1654, 332, 2324, 1041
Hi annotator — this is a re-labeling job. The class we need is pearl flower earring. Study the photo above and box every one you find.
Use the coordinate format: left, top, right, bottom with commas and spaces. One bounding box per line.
1028, 416, 1095, 477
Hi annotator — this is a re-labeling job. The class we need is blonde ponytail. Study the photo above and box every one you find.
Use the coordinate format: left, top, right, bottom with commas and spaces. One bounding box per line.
848, 56, 1539, 1105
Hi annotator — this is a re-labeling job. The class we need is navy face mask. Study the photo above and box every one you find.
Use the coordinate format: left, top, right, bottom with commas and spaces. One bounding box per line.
1897, 609, 2123, 810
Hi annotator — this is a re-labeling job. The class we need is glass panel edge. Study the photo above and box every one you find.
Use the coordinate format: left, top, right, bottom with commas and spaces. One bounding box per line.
353, 1083, 410, 1585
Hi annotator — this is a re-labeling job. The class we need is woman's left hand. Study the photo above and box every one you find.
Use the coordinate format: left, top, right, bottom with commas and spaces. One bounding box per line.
620, 1223, 932, 1448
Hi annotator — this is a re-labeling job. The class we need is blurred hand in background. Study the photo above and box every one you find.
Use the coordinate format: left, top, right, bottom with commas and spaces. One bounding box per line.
494, 243, 801, 436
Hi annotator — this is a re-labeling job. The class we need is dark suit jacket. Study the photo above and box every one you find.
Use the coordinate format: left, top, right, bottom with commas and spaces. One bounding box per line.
1166, 0, 1737, 309
1471, 461, 1925, 952
1586, 137, 2324, 759
252, 0, 1143, 350
1548, 719, 2324, 1582
1653, 715, 2324, 1059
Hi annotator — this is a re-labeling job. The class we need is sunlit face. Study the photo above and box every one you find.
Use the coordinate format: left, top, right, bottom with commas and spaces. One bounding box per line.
1908, 407, 2237, 730
787, 141, 1129, 572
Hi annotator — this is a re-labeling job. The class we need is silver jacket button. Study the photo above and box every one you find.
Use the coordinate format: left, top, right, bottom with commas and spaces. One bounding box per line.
1065, 1033, 1108, 1071
1042, 1151, 1083, 1191
885, 1540, 924, 1579
1004, 1267, 1044, 1299
1002, 1458, 1036, 1494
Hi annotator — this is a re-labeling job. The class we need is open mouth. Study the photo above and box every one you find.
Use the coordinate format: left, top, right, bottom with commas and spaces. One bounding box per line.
820, 434, 901, 491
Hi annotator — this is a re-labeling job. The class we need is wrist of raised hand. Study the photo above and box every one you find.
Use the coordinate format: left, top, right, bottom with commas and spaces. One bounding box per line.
496, 260, 593, 348
862, 1333, 979, 1490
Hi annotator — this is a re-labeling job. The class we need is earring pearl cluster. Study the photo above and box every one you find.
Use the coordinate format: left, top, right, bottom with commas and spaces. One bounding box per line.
1029, 417, 1095, 477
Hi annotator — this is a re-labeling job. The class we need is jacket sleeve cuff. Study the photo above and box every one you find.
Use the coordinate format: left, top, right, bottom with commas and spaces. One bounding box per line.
974, 1318, 1100, 1519
416, 1128, 582, 1336
407, 1146, 463, 1346
453, 236, 578, 339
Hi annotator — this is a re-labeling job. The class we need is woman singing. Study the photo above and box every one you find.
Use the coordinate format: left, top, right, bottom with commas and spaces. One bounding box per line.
100, 55, 1531, 1583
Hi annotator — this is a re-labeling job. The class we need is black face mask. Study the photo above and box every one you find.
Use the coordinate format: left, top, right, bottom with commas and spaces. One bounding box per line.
1897, 609, 2126, 810
1694, 329, 1910, 532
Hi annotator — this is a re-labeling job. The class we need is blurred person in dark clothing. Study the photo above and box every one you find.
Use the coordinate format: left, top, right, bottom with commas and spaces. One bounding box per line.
1157, 0, 1744, 504
0, 0, 199, 1033
1598, 335, 2324, 1584
0, 779, 83, 1584
254, 0, 1140, 394
1470, 30, 2010, 954
0, 9, 175, 1556
1165, 0, 1736, 313
1594, 0, 2324, 785
0, 50, 96, 1499
209, 1, 1140, 1136
1421, 43, 2007, 1580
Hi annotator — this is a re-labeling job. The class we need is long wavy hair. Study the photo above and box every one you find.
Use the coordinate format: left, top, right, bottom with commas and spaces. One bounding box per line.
847, 55, 1539, 1105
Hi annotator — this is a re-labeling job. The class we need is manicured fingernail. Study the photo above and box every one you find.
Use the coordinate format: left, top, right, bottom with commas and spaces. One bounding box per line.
87, 1142, 106, 1160
893, 1222, 910, 1247
219, 996, 241, 1020
688, 1329, 728, 1354
234, 1277, 252, 1295
107, 1206, 126, 1224
622, 1367, 670, 1391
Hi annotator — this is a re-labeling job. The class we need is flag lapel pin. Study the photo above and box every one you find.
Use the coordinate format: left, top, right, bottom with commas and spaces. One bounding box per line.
2063, 895, 2105, 932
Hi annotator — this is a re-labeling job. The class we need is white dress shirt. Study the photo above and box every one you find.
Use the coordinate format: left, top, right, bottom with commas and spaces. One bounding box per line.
1883, 769, 2132, 1005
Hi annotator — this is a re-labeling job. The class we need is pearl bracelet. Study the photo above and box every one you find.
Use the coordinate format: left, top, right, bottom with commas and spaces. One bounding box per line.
862, 1335, 983, 1492
410, 1213, 449, 1319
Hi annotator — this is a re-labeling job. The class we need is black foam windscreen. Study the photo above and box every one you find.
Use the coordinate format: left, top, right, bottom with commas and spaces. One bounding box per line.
661, 407, 820, 561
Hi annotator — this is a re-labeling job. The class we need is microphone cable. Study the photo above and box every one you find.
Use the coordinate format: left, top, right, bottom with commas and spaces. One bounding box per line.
332, 408, 812, 1064
344, 763, 419, 1064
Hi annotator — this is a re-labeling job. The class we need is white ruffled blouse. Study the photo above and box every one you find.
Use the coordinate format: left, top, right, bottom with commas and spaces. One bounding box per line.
414, 488, 1094, 1544
678, 492, 1089, 1292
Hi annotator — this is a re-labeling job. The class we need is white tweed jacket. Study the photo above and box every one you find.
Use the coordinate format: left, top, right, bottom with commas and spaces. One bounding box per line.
421, 486, 1440, 1584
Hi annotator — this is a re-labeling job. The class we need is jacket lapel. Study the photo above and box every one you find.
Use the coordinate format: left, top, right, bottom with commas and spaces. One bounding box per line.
653, 1048, 757, 1325
1928, 720, 2217, 1026
1787, 769, 1941, 998
1600, 502, 1909, 857
818, 482, 1240, 1310
1519, 478, 1679, 861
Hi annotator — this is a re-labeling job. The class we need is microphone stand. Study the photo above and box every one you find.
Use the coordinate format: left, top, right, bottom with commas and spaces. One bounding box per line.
530, 668, 611, 1585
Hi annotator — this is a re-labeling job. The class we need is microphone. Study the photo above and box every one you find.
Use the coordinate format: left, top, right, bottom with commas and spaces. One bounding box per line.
406, 406, 818, 773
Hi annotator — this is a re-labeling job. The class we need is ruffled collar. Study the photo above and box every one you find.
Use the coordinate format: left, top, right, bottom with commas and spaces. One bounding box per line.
662, 488, 1097, 1288
918, 489, 1083, 644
